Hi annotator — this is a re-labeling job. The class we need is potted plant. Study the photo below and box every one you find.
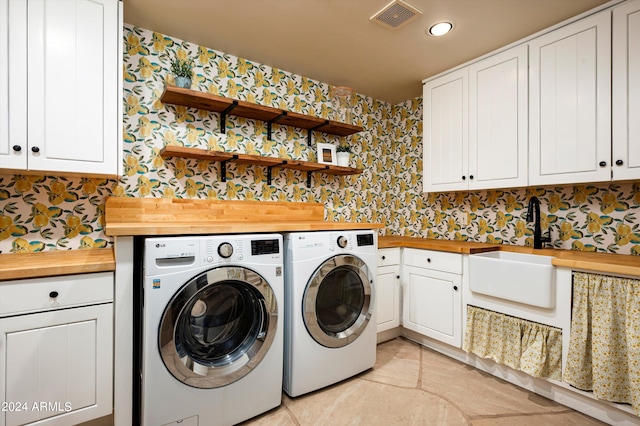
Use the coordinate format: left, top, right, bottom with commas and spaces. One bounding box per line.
170, 54, 194, 89
336, 144, 352, 167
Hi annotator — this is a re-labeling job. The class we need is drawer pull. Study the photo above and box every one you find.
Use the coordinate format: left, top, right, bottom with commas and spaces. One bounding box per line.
49, 291, 59, 299
427, 258, 431, 263
453, 286, 458, 291
396, 275, 400, 279
381, 255, 386, 260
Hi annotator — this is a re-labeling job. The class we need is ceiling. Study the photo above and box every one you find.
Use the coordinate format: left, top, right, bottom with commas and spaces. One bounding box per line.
123, 0, 613, 105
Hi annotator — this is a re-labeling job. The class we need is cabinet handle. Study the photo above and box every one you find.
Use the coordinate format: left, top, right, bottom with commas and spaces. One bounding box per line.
599, 161, 607, 167
453, 286, 458, 291
427, 258, 431, 263
396, 275, 400, 279
49, 291, 59, 299
461, 176, 466, 181
469, 175, 474, 180
616, 160, 623, 166
12, 145, 22, 152
381, 255, 386, 260
31, 146, 40, 153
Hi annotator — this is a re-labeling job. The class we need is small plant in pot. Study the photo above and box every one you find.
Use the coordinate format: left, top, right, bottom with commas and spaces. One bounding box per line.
170, 54, 194, 89
336, 144, 352, 167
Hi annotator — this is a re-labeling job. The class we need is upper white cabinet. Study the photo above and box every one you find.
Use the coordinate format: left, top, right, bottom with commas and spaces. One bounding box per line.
0, 0, 121, 176
613, 0, 640, 181
468, 45, 528, 190
528, 10, 612, 186
423, 45, 528, 193
423, 68, 468, 192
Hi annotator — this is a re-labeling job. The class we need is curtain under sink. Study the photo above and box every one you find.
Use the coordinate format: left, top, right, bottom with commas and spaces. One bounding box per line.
463, 305, 563, 381
564, 272, 640, 415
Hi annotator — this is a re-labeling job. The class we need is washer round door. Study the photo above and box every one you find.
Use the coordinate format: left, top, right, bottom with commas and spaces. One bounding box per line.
158, 266, 278, 389
303, 254, 373, 348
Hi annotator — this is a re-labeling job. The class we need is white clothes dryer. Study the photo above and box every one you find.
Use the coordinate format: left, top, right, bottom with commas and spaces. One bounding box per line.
138, 234, 283, 426
283, 230, 377, 397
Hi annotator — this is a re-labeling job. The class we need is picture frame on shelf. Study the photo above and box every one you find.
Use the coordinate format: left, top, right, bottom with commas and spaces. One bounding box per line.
316, 143, 337, 165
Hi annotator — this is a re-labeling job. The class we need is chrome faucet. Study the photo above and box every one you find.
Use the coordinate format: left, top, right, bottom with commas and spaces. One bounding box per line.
526, 196, 551, 249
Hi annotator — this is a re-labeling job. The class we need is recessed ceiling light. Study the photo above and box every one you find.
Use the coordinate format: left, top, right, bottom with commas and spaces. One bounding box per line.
428, 21, 453, 36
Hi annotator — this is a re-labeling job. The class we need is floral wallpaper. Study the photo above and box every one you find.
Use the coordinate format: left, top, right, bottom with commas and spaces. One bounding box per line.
0, 24, 638, 256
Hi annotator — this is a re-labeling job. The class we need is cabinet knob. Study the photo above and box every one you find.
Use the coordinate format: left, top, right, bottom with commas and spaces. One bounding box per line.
599, 161, 607, 167
49, 291, 59, 299
12, 145, 22, 152
31, 146, 40, 153
462, 176, 466, 181
381, 255, 386, 260
453, 286, 458, 291
616, 160, 623, 166
469, 175, 474, 180
427, 258, 431, 263
396, 275, 400, 279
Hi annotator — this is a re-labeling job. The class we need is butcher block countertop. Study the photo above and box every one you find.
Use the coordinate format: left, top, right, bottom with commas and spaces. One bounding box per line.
0, 248, 115, 281
378, 236, 501, 254
104, 197, 383, 236
378, 236, 640, 277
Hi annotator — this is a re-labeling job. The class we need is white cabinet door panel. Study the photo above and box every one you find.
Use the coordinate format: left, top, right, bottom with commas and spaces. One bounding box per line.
402, 266, 462, 348
26, 0, 118, 175
423, 68, 468, 192
0, 0, 27, 170
613, 0, 640, 181
1, 303, 112, 426
376, 265, 400, 333
529, 11, 611, 185
469, 45, 528, 190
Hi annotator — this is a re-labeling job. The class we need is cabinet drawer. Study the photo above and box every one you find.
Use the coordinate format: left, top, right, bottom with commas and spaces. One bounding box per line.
378, 248, 401, 266
403, 248, 462, 274
0, 272, 113, 317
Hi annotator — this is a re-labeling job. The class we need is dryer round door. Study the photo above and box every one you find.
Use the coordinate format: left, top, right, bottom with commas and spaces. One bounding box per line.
303, 254, 373, 348
158, 266, 278, 389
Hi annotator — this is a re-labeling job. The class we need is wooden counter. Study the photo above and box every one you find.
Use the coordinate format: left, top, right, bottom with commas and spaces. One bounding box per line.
378, 236, 640, 277
105, 197, 383, 236
0, 248, 116, 281
378, 236, 500, 254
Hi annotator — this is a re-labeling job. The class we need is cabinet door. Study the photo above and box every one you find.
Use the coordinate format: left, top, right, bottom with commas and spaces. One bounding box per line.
376, 265, 400, 333
423, 68, 468, 192
613, 0, 640, 181
0, 0, 27, 170
402, 266, 461, 348
469, 45, 528, 190
26, 0, 119, 175
0, 303, 113, 426
529, 11, 611, 185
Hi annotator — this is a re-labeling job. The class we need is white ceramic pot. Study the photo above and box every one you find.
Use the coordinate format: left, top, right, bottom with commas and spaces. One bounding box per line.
337, 152, 350, 167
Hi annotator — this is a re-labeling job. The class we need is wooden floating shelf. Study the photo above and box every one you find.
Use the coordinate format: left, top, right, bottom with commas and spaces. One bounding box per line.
160, 86, 363, 142
160, 145, 363, 187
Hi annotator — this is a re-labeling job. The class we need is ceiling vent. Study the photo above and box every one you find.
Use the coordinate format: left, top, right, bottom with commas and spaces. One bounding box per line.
370, 0, 423, 30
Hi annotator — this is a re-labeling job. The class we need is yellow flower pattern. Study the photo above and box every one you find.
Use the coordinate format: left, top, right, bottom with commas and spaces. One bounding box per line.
0, 24, 638, 255
564, 273, 640, 415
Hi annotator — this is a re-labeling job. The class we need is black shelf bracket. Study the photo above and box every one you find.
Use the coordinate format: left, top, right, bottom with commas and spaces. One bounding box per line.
267, 112, 287, 141
266, 160, 287, 185
307, 121, 329, 146
306, 165, 329, 188
220, 154, 238, 182
220, 101, 238, 134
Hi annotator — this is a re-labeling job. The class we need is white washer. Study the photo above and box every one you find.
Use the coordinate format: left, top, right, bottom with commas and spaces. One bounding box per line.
283, 230, 377, 397
139, 234, 283, 426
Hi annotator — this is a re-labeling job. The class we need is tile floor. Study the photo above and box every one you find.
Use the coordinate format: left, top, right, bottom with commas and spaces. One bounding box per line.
243, 337, 605, 426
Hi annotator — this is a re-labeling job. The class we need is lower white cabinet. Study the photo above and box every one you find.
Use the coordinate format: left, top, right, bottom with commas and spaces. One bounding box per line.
0, 273, 113, 426
376, 248, 401, 333
401, 249, 463, 348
